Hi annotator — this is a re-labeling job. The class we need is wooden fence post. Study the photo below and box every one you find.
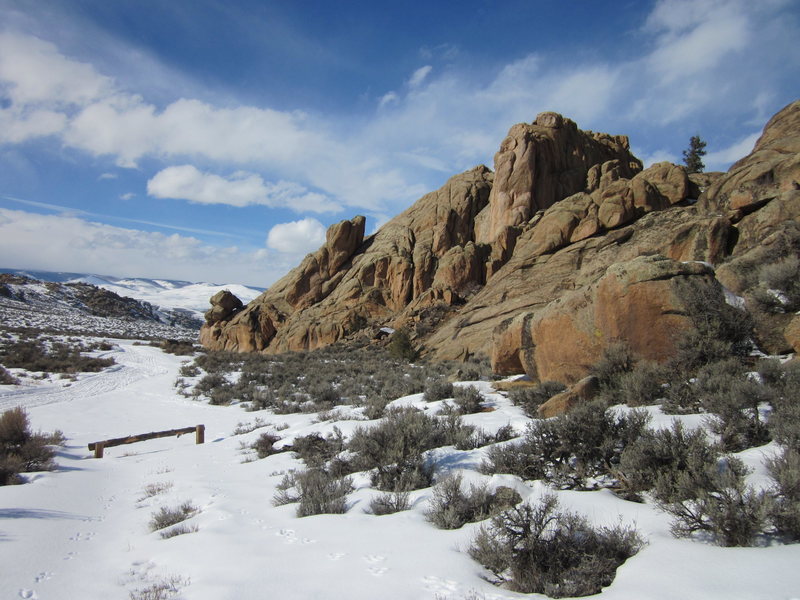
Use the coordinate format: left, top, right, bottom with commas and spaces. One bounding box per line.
94, 442, 104, 459
196, 424, 205, 444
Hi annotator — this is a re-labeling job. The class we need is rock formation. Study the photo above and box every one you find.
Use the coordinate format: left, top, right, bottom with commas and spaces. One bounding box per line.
201, 100, 800, 385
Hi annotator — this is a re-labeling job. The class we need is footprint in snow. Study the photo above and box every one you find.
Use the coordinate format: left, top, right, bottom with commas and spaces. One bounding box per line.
327, 552, 346, 560
34, 573, 53, 583
276, 529, 297, 543
63, 551, 77, 561
18, 590, 37, 599
367, 566, 388, 577
362, 554, 386, 564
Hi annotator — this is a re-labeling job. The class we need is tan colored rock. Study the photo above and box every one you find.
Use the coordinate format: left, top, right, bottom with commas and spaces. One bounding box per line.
203, 290, 243, 324
597, 181, 637, 229
663, 215, 732, 264
537, 376, 599, 418
700, 100, 800, 215
432, 242, 487, 291
785, 315, 800, 353
201, 166, 493, 353
491, 313, 531, 374
200, 103, 799, 374
632, 162, 690, 207
593, 255, 714, 362
479, 113, 641, 245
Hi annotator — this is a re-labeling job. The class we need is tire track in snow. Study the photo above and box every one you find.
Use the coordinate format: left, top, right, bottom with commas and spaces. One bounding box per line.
0, 344, 169, 410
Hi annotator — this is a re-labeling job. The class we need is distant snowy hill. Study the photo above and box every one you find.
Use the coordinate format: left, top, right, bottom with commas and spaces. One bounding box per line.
0, 268, 263, 320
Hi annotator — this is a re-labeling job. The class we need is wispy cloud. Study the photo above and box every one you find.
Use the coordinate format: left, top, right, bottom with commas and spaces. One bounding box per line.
0, 208, 291, 286
0, 194, 232, 237
704, 132, 760, 171
408, 65, 433, 88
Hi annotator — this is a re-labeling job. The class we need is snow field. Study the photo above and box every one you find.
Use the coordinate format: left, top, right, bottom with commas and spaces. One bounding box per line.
1, 342, 799, 599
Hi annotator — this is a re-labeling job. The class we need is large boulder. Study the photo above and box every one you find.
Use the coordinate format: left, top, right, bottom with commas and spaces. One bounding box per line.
203, 290, 243, 325
490, 255, 718, 383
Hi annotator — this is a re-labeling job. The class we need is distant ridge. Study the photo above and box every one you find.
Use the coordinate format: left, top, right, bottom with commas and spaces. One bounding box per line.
0, 268, 264, 320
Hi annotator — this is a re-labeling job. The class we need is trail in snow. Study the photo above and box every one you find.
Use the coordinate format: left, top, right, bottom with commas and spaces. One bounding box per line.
0, 344, 169, 411
1, 342, 800, 600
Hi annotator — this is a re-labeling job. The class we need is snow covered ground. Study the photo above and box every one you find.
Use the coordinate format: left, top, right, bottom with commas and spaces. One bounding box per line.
1, 342, 799, 600
68, 277, 263, 321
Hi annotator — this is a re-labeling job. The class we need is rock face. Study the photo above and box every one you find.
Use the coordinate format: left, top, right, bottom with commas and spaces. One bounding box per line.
477, 112, 642, 246
201, 167, 493, 352
201, 101, 800, 385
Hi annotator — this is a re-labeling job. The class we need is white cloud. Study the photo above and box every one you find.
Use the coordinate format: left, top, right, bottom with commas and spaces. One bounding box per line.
704, 132, 760, 170
378, 91, 399, 108
636, 148, 680, 168
0, 33, 113, 106
0, 107, 66, 143
408, 65, 433, 88
119, 192, 135, 201
645, 5, 750, 84
266, 218, 326, 254
0, 208, 292, 286
0, 0, 797, 219
147, 165, 340, 212
98, 172, 118, 180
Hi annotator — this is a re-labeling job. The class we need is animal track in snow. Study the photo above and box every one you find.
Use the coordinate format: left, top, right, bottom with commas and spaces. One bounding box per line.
327, 552, 346, 560
362, 554, 386, 564
34, 572, 53, 583
18, 589, 37, 599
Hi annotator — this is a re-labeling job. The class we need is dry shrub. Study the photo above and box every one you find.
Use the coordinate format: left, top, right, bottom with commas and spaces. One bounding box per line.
481, 402, 649, 489
348, 407, 474, 491
425, 474, 521, 529
367, 490, 411, 515
617, 420, 719, 502
0, 407, 58, 485
273, 468, 353, 517
469, 494, 643, 597
766, 448, 800, 541
658, 457, 769, 547
251, 432, 282, 459
149, 502, 198, 532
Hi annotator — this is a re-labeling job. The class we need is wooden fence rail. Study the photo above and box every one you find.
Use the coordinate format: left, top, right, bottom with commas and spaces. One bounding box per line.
88, 424, 205, 458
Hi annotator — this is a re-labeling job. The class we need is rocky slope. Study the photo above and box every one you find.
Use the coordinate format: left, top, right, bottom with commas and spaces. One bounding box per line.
201, 100, 800, 381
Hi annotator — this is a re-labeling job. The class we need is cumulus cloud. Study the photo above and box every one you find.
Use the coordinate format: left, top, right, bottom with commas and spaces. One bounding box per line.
0, 208, 290, 286
266, 218, 326, 254
0, 33, 113, 106
147, 165, 340, 212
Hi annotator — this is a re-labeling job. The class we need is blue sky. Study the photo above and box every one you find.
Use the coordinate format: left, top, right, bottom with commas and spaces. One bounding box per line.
0, 0, 798, 286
